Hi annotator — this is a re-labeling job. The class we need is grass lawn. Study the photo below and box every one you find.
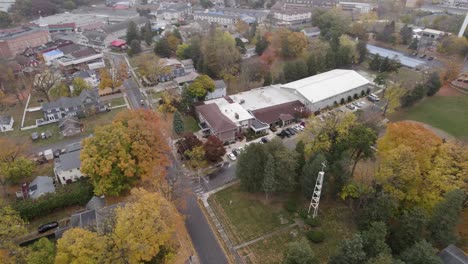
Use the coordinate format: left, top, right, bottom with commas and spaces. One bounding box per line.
102, 96, 126, 107
81, 107, 127, 133
23, 110, 44, 127
390, 95, 468, 140
240, 203, 356, 264
183, 115, 199, 132
209, 185, 293, 245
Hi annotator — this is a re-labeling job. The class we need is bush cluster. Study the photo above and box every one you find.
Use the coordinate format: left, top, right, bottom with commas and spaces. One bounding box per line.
305, 217, 321, 227
13, 180, 94, 221
307, 230, 325, 243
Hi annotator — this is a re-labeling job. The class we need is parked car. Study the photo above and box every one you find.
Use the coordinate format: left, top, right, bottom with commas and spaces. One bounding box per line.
412, 52, 418, 56
352, 102, 361, 108
282, 130, 291, 137
277, 132, 285, 139
227, 153, 237, 161
261, 137, 269, 144
38, 221, 59, 233
346, 104, 356, 110
232, 149, 241, 156
286, 128, 296, 135
428, 56, 434, 61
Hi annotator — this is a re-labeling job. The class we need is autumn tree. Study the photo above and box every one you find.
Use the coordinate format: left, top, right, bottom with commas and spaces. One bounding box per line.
81, 110, 170, 195
187, 74, 215, 99
345, 124, 377, 176
26, 238, 56, 264
0, 65, 27, 105
56, 228, 111, 264
376, 122, 466, 210
33, 68, 61, 102
382, 84, 405, 117
0, 138, 34, 196
158, 91, 177, 114
280, 31, 308, 59
176, 132, 202, 158
71, 77, 91, 96
184, 145, 207, 169
202, 29, 242, 78
313, 8, 350, 44
203, 135, 226, 162
255, 35, 269, 56
132, 53, 170, 84
0, 205, 27, 258
172, 111, 184, 135
99, 63, 128, 92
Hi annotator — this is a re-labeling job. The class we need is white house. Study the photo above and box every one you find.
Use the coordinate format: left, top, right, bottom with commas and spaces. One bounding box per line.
338, 2, 372, 13
54, 143, 84, 184
280, 69, 371, 112
272, 9, 312, 24
0, 115, 14, 132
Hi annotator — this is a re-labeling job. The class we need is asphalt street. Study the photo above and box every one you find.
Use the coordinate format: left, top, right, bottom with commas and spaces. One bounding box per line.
123, 79, 146, 109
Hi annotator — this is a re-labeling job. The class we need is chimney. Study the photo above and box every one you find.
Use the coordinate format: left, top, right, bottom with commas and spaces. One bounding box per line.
235, 113, 239, 119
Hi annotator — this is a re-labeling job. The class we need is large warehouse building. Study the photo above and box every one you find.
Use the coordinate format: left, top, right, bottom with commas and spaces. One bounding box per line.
195, 69, 372, 142
280, 69, 371, 111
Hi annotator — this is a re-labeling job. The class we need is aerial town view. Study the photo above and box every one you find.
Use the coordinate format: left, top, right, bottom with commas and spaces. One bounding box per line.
0, 0, 467, 263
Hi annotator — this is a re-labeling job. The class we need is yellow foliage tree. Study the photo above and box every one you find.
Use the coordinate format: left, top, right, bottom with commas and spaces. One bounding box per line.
99, 63, 128, 91
55, 228, 111, 264
376, 122, 466, 210
0, 205, 27, 261
382, 84, 405, 116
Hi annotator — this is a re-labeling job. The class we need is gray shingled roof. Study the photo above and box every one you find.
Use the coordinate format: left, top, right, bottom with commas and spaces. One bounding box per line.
214, 80, 226, 90
438, 245, 468, 264
29, 176, 55, 200
195, 103, 237, 133
42, 89, 100, 112
57, 150, 81, 171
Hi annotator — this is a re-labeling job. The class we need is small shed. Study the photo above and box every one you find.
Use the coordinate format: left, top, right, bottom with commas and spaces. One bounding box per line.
0, 115, 14, 132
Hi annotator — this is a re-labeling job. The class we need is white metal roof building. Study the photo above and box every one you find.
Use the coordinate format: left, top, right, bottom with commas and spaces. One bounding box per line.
209, 97, 254, 129
280, 69, 372, 111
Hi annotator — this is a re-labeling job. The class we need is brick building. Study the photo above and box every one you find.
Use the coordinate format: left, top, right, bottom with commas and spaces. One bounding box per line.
0, 27, 50, 59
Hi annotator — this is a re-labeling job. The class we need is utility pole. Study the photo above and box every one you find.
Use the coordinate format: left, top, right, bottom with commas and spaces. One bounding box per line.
308, 162, 326, 219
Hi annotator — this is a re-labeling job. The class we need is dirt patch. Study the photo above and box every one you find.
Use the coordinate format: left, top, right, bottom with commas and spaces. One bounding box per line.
437, 84, 465, 97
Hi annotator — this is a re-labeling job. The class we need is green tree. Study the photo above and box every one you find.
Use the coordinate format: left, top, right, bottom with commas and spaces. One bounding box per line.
154, 38, 172, 58
358, 194, 398, 229
361, 222, 390, 259
179, 84, 194, 112
283, 238, 318, 264
0, 11, 12, 28
235, 38, 247, 54
295, 141, 306, 176
300, 153, 327, 198
399, 240, 442, 264
0, 205, 27, 255
187, 75, 215, 99
172, 111, 184, 135
237, 143, 267, 192
345, 123, 377, 176
313, 8, 350, 44
129, 39, 142, 55
307, 54, 317, 76
266, 140, 298, 192
329, 234, 367, 264
409, 38, 419, 50
357, 41, 367, 64
382, 84, 405, 117
126, 21, 139, 43
141, 21, 153, 45
202, 29, 241, 78
26, 238, 56, 264
255, 35, 269, 56
263, 72, 272, 86
427, 189, 465, 248
399, 24, 413, 45
263, 154, 276, 201
425, 72, 442, 96
176, 44, 190, 59
388, 207, 428, 254
71, 77, 91, 96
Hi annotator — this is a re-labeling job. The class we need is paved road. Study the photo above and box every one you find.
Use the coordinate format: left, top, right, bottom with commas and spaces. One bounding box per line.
167, 154, 229, 264
123, 79, 146, 109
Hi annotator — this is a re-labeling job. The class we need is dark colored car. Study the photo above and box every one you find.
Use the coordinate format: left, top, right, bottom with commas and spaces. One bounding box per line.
232, 149, 241, 156
286, 128, 296, 135
282, 130, 291, 137
428, 56, 434, 61
261, 137, 269, 143
38, 221, 59, 233
276, 132, 285, 138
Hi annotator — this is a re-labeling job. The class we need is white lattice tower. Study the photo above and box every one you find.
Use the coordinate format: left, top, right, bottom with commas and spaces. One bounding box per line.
308, 163, 326, 218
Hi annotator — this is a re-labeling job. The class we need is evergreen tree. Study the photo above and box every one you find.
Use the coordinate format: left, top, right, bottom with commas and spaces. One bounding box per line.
330, 234, 367, 264
428, 189, 465, 248
284, 238, 318, 264
307, 54, 317, 76
235, 38, 246, 54
425, 72, 442, 96
141, 21, 153, 45
154, 38, 171, 58
369, 54, 381, 71
357, 41, 367, 64
399, 240, 442, 264
409, 38, 419, 50
263, 154, 276, 201
361, 222, 390, 258
129, 40, 142, 55
255, 35, 269, 56
389, 207, 428, 254
325, 50, 336, 70
172, 111, 184, 135
399, 24, 413, 45
295, 140, 306, 177
126, 21, 140, 43
284, 62, 298, 82
237, 143, 267, 192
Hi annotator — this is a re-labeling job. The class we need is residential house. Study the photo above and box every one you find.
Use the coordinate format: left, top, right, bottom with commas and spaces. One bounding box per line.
0, 115, 14, 132
58, 117, 83, 137
54, 143, 84, 184
54, 46, 105, 72
159, 58, 187, 82
301, 27, 321, 38
195, 103, 238, 142
42, 89, 106, 122
160, 3, 192, 21
16, 176, 56, 200
338, 2, 372, 13
73, 70, 100, 88
205, 80, 227, 100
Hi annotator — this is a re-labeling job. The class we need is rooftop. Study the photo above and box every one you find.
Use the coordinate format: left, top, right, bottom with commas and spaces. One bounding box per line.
367, 44, 426, 68
438, 244, 468, 264
28, 176, 55, 200
209, 97, 254, 123
229, 85, 301, 111
195, 103, 237, 133
281, 70, 370, 103
56, 149, 81, 171
251, 100, 305, 124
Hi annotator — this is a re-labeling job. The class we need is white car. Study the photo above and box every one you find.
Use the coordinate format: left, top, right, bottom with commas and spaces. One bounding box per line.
227, 153, 237, 161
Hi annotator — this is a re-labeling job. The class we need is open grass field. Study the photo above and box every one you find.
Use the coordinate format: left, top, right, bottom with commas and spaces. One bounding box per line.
209, 185, 293, 245
390, 95, 468, 140
210, 185, 356, 264
183, 115, 199, 133
102, 96, 126, 107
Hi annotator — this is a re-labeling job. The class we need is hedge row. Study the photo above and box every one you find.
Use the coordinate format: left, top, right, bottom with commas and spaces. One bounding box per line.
13, 180, 94, 221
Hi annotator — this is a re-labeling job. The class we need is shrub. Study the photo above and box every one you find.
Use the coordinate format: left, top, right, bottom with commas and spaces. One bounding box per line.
305, 217, 321, 227
285, 198, 298, 213
13, 180, 94, 221
307, 230, 325, 243
299, 209, 309, 219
